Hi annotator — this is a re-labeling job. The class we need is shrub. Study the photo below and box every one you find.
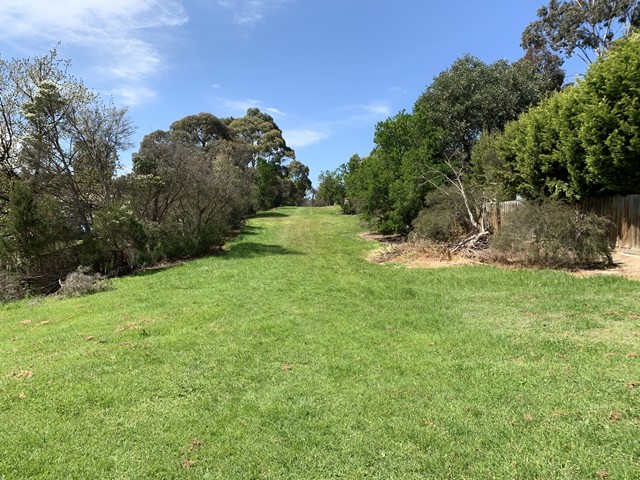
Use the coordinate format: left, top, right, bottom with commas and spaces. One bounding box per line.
0, 269, 26, 302
57, 267, 112, 298
89, 204, 147, 274
411, 187, 478, 243
491, 201, 613, 267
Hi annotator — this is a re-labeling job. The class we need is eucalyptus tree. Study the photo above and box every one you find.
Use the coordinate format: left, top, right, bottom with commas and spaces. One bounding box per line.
228, 108, 295, 168
522, 0, 640, 64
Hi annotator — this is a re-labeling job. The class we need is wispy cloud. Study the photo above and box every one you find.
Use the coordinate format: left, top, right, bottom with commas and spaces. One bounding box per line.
214, 97, 286, 117
284, 129, 330, 149
338, 102, 392, 125
0, 0, 188, 106
265, 107, 286, 117
217, 0, 288, 26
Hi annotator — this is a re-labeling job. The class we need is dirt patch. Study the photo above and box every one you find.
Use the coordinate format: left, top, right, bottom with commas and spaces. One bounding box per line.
362, 232, 640, 280
571, 251, 640, 281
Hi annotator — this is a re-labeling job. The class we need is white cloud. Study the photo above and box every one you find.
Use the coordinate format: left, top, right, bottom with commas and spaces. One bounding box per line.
110, 86, 158, 107
358, 102, 392, 117
284, 129, 330, 149
217, 0, 288, 26
265, 107, 286, 117
338, 102, 392, 125
215, 97, 286, 117
218, 97, 263, 115
0, 0, 188, 106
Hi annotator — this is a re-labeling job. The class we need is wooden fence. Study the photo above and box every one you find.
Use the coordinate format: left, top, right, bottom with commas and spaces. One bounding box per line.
579, 195, 640, 253
483, 195, 640, 253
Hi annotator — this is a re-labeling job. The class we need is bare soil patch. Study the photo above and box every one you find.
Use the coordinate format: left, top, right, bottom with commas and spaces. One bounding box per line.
362, 232, 640, 280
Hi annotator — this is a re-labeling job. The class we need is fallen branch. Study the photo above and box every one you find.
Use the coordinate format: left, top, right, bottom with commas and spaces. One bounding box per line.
450, 231, 490, 254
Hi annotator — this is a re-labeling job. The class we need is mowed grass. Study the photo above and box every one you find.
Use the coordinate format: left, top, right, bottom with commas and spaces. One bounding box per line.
1, 206, 639, 479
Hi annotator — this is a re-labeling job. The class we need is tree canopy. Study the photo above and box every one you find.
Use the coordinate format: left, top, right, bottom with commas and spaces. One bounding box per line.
522, 0, 640, 63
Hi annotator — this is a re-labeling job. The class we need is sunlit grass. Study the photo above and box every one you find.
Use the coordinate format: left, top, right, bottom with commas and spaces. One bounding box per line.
1, 206, 639, 479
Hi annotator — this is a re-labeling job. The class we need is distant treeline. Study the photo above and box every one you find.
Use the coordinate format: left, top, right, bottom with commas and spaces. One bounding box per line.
0, 50, 311, 297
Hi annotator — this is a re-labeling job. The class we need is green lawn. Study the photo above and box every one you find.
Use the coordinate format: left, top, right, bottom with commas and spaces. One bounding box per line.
1, 206, 639, 479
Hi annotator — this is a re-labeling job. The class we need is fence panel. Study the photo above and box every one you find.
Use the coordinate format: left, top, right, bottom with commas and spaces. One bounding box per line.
579, 195, 640, 252
483, 195, 640, 253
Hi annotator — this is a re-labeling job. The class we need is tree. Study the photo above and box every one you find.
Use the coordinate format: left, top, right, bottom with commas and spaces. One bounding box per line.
130, 126, 253, 258
170, 112, 230, 150
228, 108, 295, 168
491, 32, 640, 200
7, 51, 134, 232
577, 31, 640, 192
316, 170, 346, 206
414, 55, 562, 164
522, 0, 640, 64
254, 159, 285, 211
284, 160, 312, 206
0, 181, 71, 276
408, 56, 562, 235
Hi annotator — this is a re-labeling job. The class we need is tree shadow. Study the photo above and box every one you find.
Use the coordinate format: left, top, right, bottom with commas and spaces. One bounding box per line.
252, 211, 289, 219
132, 261, 187, 278
239, 225, 262, 236
225, 242, 302, 259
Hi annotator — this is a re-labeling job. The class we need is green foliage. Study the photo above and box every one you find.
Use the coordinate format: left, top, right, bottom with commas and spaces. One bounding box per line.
0, 181, 74, 279
228, 108, 295, 168
499, 87, 592, 200
89, 204, 147, 274
494, 32, 640, 199
254, 159, 285, 211
170, 112, 230, 149
411, 187, 477, 242
578, 32, 640, 193
284, 160, 313, 206
414, 55, 561, 162
522, 0, 640, 63
341, 112, 437, 233
492, 201, 613, 267
316, 169, 346, 206
341, 55, 559, 235
1, 207, 639, 477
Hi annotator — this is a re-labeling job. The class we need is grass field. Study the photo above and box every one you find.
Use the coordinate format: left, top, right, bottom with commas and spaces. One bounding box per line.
1, 206, 639, 479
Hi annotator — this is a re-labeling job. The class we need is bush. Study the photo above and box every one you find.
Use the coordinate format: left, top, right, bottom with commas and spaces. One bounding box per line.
57, 267, 112, 298
89, 204, 147, 274
0, 269, 26, 302
411, 187, 478, 243
491, 201, 613, 267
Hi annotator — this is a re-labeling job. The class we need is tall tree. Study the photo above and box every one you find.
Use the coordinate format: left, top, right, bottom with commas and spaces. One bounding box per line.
170, 112, 230, 150
1, 50, 134, 232
228, 108, 295, 168
522, 0, 640, 64
284, 160, 312, 206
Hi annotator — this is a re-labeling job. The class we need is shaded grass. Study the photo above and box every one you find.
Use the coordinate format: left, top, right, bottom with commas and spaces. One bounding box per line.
1, 206, 639, 479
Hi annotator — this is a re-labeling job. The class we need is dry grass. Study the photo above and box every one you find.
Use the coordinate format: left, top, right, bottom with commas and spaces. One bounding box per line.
363, 233, 640, 281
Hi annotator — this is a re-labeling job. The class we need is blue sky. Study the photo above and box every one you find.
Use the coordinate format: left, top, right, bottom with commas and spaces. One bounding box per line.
0, 0, 585, 185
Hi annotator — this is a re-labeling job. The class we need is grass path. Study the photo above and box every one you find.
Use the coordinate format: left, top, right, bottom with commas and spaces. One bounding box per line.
1, 206, 639, 479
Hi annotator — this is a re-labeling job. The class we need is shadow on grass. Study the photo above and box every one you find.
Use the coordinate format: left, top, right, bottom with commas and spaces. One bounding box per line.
239, 225, 262, 236
132, 261, 186, 278
226, 242, 302, 259
251, 211, 289, 219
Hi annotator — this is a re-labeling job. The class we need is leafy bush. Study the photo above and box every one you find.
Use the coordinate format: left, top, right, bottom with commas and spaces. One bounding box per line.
88, 204, 147, 274
58, 267, 112, 298
411, 187, 478, 243
491, 201, 613, 267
